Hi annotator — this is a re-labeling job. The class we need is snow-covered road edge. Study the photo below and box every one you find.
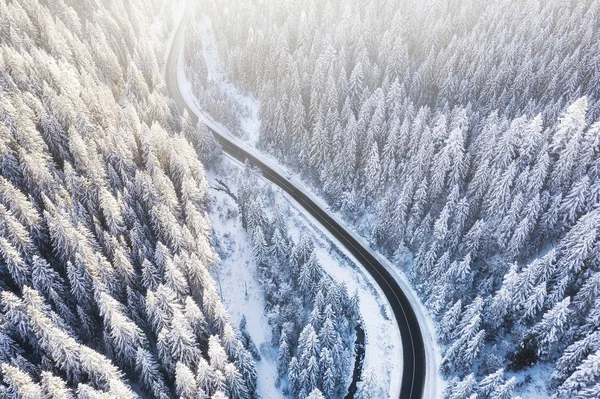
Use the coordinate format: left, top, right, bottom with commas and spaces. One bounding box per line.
160, 0, 186, 81
169, 8, 443, 398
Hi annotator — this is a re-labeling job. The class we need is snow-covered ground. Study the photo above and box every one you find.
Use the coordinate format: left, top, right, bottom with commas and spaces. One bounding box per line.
207, 167, 283, 399
508, 363, 552, 398
207, 157, 402, 398
159, 0, 186, 80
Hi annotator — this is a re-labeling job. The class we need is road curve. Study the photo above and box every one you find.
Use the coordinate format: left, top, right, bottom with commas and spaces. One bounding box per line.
165, 10, 427, 399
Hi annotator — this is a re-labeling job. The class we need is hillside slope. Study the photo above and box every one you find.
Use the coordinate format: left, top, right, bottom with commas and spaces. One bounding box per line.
0, 0, 256, 397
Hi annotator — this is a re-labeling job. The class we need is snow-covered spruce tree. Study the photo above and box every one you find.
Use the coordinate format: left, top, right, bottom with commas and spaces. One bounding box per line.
0, 0, 256, 397
185, 0, 600, 394
233, 168, 358, 397
355, 367, 383, 399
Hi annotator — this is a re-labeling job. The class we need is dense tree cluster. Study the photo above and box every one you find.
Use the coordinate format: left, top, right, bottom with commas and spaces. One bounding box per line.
185, 0, 600, 397
183, 22, 244, 138
0, 0, 256, 397
236, 163, 360, 398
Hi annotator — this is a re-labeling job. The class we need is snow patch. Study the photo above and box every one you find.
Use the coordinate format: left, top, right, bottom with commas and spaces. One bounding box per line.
508, 363, 553, 399
207, 167, 284, 399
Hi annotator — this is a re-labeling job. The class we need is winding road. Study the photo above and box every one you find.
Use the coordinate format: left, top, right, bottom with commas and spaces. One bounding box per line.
165, 10, 428, 399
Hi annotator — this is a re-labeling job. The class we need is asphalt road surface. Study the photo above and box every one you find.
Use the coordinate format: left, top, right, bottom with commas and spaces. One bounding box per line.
165, 11, 426, 399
